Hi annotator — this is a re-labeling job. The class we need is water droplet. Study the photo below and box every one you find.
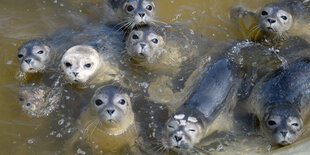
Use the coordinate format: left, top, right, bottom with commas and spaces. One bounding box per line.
216, 143, 223, 151
58, 119, 64, 125
27, 139, 34, 144
77, 148, 86, 154
6, 60, 12, 65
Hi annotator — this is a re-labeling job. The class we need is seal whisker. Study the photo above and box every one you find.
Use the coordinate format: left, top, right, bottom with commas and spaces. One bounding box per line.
247, 25, 259, 40
254, 28, 262, 42
89, 120, 100, 139
83, 119, 98, 138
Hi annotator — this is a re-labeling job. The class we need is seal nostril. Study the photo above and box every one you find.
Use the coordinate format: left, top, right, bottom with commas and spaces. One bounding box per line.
267, 18, 276, 24
140, 43, 146, 49
73, 72, 79, 77
174, 136, 182, 142
138, 53, 145, 57
138, 13, 145, 18
25, 59, 32, 64
107, 109, 115, 115
280, 131, 288, 137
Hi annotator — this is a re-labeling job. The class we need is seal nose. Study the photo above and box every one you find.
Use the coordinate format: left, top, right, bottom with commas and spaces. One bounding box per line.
107, 109, 115, 115
280, 131, 288, 137
267, 18, 276, 24
174, 136, 183, 142
24, 59, 32, 64
140, 43, 146, 49
138, 13, 145, 18
73, 72, 79, 77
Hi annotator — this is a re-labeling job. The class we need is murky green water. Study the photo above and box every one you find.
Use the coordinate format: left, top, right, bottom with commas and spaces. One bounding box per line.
1, 0, 310, 154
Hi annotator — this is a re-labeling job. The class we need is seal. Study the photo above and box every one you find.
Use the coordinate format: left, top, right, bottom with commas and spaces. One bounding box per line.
227, 37, 310, 101
158, 59, 239, 153
246, 57, 310, 145
17, 28, 82, 73
61, 26, 125, 85
65, 85, 138, 154
101, 0, 157, 30
18, 83, 62, 118
125, 25, 213, 107
230, 0, 310, 46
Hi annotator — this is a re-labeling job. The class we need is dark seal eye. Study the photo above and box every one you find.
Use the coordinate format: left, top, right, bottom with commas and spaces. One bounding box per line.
268, 120, 276, 126
127, 5, 134, 12
84, 63, 91, 68
281, 16, 287, 20
151, 38, 158, 44
168, 125, 174, 128
146, 5, 152, 11
37, 50, 44, 54
65, 62, 72, 67
95, 99, 103, 106
18, 54, 23, 58
19, 98, 24, 102
132, 35, 139, 40
26, 103, 31, 107
189, 129, 196, 132
262, 11, 268, 16
119, 99, 125, 105
292, 123, 299, 127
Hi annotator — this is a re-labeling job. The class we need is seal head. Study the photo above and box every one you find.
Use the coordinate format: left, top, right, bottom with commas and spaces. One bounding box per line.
121, 0, 156, 29
17, 39, 51, 73
162, 108, 206, 152
126, 26, 165, 63
91, 86, 134, 135
262, 102, 303, 145
258, 3, 294, 38
61, 45, 100, 84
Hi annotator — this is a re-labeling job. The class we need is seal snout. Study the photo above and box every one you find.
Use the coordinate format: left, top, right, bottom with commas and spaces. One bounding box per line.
24, 58, 32, 64
280, 130, 288, 137
174, 135, 183, 143
138, 12, 145, 18
140, 43, 146, 49
267, 18, 276, 24
106, 109, 115, 116
73, 72, 79, 77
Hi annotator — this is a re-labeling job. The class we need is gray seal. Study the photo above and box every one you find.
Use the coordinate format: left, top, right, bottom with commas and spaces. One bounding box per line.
61, 25, 125, 85
247, 58, 310, 145
161, 59, 239, 153
65, 85, 139, 154
125, 25, 216, 107
230, 0, 310, 46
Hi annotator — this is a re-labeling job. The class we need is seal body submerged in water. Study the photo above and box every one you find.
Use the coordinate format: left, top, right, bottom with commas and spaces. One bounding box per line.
230, 0, 310, 46
65, 85, 138, 154
246, 57, 310, 145
18, 82, 62, 117
125, 25, 216, 108
159, 59, 239, 153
